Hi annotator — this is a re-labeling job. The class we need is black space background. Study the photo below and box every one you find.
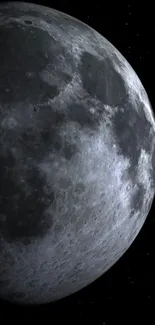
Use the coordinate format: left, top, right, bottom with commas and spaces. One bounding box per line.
0, 1, 155, 323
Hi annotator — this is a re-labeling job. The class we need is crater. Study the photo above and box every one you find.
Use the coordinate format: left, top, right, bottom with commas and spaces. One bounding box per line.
68, 102, 102, 130
130, 183, 146, 216
79, 51, 127, 106
63, 142, 77, 160
75, 182, 85, 194
112, 99, 153, 186
24, 20, 33, 25
59, 177, 72, 189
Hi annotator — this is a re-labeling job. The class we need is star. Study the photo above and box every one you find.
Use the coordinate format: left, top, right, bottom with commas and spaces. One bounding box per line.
127, 46, 131, 54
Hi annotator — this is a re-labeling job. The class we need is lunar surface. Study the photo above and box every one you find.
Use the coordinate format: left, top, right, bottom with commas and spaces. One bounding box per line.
0, 2, 155, 305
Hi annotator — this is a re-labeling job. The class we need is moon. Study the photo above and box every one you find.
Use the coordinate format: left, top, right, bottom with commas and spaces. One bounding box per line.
0, 1, 155, 305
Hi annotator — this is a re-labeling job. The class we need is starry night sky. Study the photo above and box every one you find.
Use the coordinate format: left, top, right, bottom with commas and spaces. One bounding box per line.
0, 1, 155, 323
